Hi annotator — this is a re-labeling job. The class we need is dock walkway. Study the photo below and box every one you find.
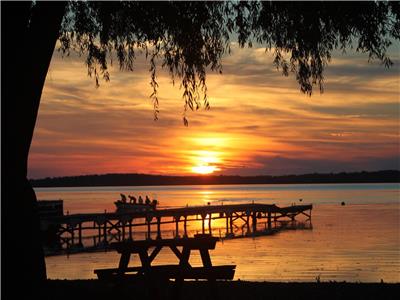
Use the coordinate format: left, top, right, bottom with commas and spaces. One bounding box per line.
40, 203, 312, 254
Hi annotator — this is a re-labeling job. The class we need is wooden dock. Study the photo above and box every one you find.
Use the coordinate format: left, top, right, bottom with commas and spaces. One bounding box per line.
40, 203, 312, 255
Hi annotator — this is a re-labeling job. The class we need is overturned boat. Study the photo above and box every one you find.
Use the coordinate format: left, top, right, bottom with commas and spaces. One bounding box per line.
115, 194, 158, 213
114, 201, 157, 212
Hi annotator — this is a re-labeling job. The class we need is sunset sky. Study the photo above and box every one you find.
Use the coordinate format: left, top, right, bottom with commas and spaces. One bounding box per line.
28, 42, 399, 179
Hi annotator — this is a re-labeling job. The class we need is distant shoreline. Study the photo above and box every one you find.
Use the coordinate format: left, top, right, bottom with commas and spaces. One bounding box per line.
30, 170, 400, 188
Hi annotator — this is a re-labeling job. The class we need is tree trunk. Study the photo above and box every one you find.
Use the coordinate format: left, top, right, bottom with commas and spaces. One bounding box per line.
2, 2, 66, 298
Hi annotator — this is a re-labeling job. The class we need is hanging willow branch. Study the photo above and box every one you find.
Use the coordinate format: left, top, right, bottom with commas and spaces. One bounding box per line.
58, 1, 399, 125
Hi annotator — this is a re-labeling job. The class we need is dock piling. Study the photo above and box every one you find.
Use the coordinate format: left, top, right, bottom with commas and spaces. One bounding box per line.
157, 217, 161, 239
175, 216, 180, 238
252, 212, 257, 234
183, 216, 188, 238
208, 213, 212, 234
268, 211, 272, 230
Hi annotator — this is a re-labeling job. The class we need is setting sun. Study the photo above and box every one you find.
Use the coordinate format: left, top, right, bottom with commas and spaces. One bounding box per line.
192, 165, 219, 174
190, 150, 221, 174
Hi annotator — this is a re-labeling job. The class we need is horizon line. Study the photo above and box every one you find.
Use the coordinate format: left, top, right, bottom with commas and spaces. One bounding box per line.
29, 169, 400, 181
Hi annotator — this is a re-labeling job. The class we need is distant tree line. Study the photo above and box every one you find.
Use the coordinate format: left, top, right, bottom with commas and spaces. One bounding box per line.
30, 170, 400, 187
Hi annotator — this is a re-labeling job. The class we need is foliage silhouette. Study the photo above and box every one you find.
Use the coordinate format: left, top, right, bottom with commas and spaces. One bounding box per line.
2, 1, 399, 298
59, 1, 399, 121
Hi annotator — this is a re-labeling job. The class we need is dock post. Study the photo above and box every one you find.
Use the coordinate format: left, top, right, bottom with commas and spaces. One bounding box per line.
267, 211, 272, 230
229, 214, 233, 234
70, 225, 75, 245
146, 215, 153, 240
246, 214, 250, 234
147, 220, 151, 240
225, 214, 228, 234
201, 214, 206, 234
175, 216, 181, 238
157, 217, 161, 239
97, 221, 101, 244
208, 213, 212, 234
290, 214, 295, 222
129, 219, 133, 240
121, 221, 126, 240
103, 221, 107, 244
78, 222, 82, 246
183, 216, 188, 238
252, 212, 257, 234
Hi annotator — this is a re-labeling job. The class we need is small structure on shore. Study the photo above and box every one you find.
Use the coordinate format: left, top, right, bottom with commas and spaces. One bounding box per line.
38, 199, 64, 217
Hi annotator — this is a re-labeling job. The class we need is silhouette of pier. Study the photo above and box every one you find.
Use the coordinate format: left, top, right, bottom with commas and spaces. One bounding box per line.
40, 203, 312, 255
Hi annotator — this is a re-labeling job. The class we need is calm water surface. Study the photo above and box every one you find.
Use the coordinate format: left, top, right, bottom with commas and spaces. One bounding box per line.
36, 183, 400, 282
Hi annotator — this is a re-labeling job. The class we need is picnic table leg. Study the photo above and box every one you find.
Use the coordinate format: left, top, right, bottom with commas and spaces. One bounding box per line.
200, 248, 218, 299
172, 246, 191, 300
117, 252, 131, 276
137, 248, 154, 298
138, 248, 151, 270
199, 248, 212, 267
138, 248, 167, 300
179, 246, 191, 266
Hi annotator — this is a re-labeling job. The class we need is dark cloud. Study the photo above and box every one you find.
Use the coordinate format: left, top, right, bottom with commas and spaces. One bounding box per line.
325, 59, 400, 79
293, 101, 399, 119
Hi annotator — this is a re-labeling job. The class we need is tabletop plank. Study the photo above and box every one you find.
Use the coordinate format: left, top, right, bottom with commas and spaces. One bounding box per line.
112, 235, 219, 253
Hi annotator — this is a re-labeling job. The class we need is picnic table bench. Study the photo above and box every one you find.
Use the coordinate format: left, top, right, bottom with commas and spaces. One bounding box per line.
94, 234, 235, 283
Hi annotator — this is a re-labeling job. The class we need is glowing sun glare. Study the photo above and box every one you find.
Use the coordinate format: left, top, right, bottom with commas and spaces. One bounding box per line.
192, 165, 218, 174
191, 151, 221, 175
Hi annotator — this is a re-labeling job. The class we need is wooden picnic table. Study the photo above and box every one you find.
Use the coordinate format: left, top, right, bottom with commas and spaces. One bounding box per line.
94, 234, 235, 282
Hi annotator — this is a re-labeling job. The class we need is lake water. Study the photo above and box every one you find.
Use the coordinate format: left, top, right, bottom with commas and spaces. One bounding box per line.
36, 183, 400, 282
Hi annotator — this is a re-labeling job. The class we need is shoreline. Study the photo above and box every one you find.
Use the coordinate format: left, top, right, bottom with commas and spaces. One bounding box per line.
34, 181, 400, 189
30, 170, 400, 188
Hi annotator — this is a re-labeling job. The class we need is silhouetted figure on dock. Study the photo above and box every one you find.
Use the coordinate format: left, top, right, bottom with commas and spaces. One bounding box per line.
341, 201, 346, 206
145, 195, 151, 205
138, 196, 143, 204
120, 194, 127, 203
128, 195, 137, 204
152, 199, 158, 209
